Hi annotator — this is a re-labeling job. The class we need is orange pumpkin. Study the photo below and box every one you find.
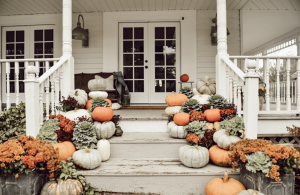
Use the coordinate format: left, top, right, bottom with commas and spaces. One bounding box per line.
204, 108, 221, 122
209, 145, 231, 167
165, 93, 188, 106
105, 98, 112, 107
86, 99, 92, 110
93, 107, 114, 121
180, 74, 189, 82
173, 113, 190, 126
53, 141, 76, 161
206, 171, 246, 195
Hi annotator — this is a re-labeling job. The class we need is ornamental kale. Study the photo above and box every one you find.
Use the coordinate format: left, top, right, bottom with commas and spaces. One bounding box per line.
220, 116, 245, 138
183, 121, 208, 138
245, 151, 273, 174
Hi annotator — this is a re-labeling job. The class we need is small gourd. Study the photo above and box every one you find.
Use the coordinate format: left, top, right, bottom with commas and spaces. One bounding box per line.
165, 106, 181, 116
206, 171, 246, 195
97, 139, 110, 161
206, 122, 221, 130
41, 179, 83, 195
167, 121, 187, 139
180, 74, 189, 82
213, 129, 241, 150
94, 121, 116, 139
179, 145, 209, 168
68, 89, 88, 107
72, 147, 102, 169
238, 190, 265, 195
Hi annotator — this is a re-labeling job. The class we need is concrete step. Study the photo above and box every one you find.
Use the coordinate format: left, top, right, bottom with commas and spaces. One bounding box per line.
79, 158, 239, 195
110, 132, 186, 159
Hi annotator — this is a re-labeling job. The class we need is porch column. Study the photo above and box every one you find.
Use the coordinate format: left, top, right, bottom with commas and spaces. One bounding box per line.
244, 60, 260, 139
216, 0, 228, 97
62, 0, 74, 96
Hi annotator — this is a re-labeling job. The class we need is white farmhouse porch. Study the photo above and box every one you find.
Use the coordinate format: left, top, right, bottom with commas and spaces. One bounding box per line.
0, 0, 300, 194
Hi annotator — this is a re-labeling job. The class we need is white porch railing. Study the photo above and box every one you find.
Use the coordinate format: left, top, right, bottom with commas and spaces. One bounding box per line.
219, 55, 300, 139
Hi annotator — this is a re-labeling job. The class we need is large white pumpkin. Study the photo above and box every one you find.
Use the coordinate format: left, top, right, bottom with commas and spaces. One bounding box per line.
167, 121, 187, 139
68, 89, 88, 106
88, 78, 107, 91
179, 145, 209, 168
165, 106, 181, 116
94, 121, 116, 139
64, 109, 92, 122
89, 91, 108, 99
111, 103, 121, 110
191, 94, 210, 104
72, 147, 102, 169
97, 139, 110, 161
196, 76, 216, 95
213, 129, 241, 150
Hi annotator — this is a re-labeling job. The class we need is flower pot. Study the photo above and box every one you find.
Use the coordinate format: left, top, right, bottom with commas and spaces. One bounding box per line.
240, 166, 295, 195
0, 171, 47, 195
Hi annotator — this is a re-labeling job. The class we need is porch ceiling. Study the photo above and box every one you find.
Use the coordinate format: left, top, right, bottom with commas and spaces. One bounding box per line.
0, 0, 299, 16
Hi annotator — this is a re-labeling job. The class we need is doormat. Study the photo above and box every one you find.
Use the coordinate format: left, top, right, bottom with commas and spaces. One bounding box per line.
120, 105, 167, 110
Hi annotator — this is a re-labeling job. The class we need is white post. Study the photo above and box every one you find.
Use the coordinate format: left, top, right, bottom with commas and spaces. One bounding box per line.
62, 0, 74, 97
244, 60, 260, 139
216, 0, 228, 96
276, 58, 281, 111
265, 59, 270, 111
24, 65, 40, 137
297, 59, 300, 111
6, 62, 10, 109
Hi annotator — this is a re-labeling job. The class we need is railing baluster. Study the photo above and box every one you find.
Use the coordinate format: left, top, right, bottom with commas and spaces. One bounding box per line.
6, 62, 10, 109
35, 61, 40, 78
276, 58, 281, 111
25, 61, 29, 79
50, 74, 55, 115
291, 81, 294, 104
55, 70, 60, 114
15, 62, 19, 105
237, 86, 242, 116
225, 66, 229, 101
45, 61, 50, 119
265, 59, 270, 111
229, 70, 233, 104
297, 59, 300, 111
39, 83, 44, 127
59, 64, 64, 101
286, 58, 291, 110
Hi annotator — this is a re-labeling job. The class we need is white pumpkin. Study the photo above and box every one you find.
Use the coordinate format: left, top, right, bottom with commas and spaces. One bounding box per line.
213, 129, 241, 150
64, 109, 92, 122
191, 94, 210, 104
196, 76, 216, 95
72, 147, 102, 169
97, 139, 110, 161
68, 89, 88, 106
88, 78, 107, 91
193, 88, 200, 95
165, 106, 181, 116
238, 190, 265, 195
179, 145, 209, 168
167, 121, 187, 139
89, 91, 108, 99
111, 103, 121, 110
94, 121, 115, 139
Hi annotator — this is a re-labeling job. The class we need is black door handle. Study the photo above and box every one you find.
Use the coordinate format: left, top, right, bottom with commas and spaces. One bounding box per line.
145, 66, 148, 69
145, 60, 148, 63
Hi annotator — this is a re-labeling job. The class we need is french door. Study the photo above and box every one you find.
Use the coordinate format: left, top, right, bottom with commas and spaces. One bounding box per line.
119, 22, 180, 103
1, 25, 56, 103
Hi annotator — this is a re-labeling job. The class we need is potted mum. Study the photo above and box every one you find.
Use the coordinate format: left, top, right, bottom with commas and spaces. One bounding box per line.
0, 136, 61, 195
229, 139, 300, 195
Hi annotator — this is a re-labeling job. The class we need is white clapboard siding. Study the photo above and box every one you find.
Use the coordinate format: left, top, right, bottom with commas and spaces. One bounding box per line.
242, 10, 300, 53
72, 12, 103, 74
196, 10, 241, 80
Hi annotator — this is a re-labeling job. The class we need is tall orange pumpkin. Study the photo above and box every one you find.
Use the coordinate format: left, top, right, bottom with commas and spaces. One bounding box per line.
93, 107, 114, 122
53, 141, 76, 161
206, 171, 246, 195
165, 93, 188, 106
204, 108, 221, 122
209, 145, 231, 167
173, 113, 190, 126
180, 74, 189, 82
86, 99, 92, 110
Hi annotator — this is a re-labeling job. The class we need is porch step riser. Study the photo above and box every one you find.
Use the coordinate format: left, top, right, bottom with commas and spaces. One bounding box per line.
110, 143, 186, 158
85, 175, 240, 195
119, 120, 168, 132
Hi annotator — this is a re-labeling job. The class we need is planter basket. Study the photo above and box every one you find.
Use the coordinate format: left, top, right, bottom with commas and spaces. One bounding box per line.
240, 166, 295, 195
0, 172, 47, 195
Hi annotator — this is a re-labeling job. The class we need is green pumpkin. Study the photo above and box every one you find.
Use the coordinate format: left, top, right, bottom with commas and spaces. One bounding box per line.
72, 147, 102, 169
41, 179, 83, 195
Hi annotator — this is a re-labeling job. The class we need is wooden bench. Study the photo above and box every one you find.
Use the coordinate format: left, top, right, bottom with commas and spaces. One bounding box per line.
75, 72, 119, 102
